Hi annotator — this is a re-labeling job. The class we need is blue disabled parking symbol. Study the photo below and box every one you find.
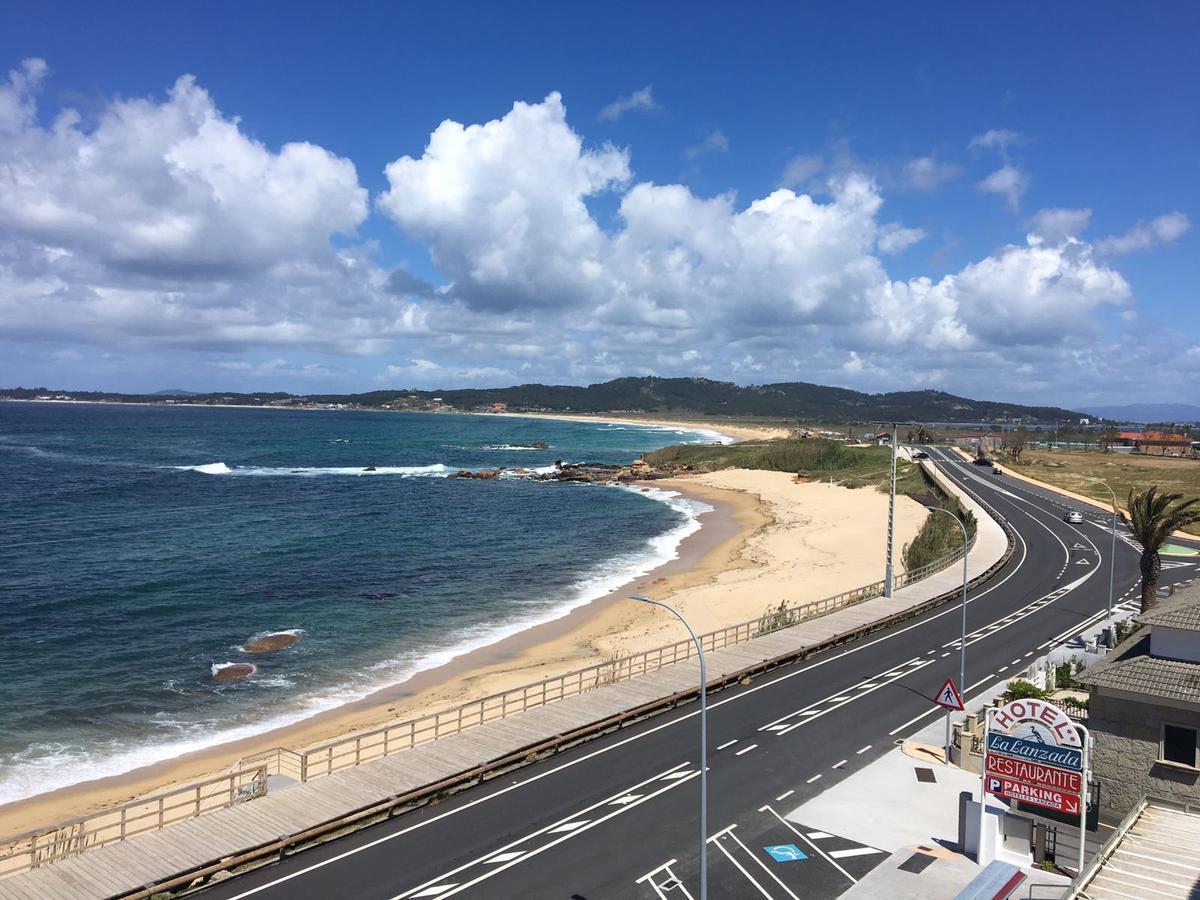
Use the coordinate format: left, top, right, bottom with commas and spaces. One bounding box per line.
764, 844, 807, 862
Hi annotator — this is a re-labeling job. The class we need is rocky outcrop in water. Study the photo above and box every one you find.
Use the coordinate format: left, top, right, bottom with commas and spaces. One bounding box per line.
450, 458, 693, 484
243, 631, 303, 653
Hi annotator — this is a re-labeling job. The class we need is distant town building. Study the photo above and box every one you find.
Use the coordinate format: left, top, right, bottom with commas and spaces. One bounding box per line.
489, 402, 508, 413
1082, 584, 1200, 818
1114, 431, 1192, 455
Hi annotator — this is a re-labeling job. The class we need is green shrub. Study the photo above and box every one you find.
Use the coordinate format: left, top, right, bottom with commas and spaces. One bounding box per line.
902, 497, 977, 571
1006, 680, 1046, 700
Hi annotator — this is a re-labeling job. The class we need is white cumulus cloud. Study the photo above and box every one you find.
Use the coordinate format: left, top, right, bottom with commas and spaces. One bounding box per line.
978, 164, 1030, 211
1030, 207, 1092, 243
1097, 212, 1191, 257
597, 85, 659, 121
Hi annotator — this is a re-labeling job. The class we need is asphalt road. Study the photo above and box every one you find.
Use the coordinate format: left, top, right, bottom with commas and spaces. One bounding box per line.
201, 449, 1198, 900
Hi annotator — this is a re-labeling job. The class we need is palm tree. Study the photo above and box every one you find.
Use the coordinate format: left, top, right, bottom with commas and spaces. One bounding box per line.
1125, 487, 1200, 612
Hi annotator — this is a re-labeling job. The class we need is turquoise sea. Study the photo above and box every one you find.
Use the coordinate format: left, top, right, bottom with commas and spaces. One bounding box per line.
0, 403, 724, 804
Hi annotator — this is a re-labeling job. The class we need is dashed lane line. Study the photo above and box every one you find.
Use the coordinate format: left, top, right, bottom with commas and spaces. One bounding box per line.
736, 744, 758, 756
393, 764, 698, 899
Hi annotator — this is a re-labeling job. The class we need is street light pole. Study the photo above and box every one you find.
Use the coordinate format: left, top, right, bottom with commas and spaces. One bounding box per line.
885, 422, 898, 597
925, 506, 969, 761
630, 594, 707, 900
1090, 479, 1118, 647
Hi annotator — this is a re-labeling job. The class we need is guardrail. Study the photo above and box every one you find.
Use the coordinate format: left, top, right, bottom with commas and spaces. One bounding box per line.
244, 537, 976, 783
0, 766, 267, 876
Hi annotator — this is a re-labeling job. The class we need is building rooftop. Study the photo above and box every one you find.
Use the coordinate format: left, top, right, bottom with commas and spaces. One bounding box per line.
1139, 583, 1200, 632
1083, 633, 1200, 704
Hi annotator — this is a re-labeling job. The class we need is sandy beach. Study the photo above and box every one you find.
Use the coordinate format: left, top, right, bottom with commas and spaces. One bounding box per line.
491, 410, 791, 443
0, 468, 925, 840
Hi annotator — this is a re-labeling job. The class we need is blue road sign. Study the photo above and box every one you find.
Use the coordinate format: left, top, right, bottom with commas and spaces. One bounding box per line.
764, 844, 807, 862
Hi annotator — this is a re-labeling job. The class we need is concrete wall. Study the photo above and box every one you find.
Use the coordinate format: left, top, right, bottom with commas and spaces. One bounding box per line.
1151, 626, 1200, 664
1090, 688, 1200, 817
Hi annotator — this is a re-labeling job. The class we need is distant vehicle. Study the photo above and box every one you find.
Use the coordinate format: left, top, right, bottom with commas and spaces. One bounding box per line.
912, 450, 929, 459
1063, 510, 1084, 524
991, 466, 1003, 475
972, 457, 992, 466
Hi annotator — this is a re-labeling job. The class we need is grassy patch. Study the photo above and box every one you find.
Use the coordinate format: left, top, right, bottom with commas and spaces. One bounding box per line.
902, 495, 976, 571
1010, 449, 1200, 536
644, 438, 909, 488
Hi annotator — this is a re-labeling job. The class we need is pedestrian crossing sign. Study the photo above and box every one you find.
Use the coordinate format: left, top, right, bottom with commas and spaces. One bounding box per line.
934, 677, 964, 711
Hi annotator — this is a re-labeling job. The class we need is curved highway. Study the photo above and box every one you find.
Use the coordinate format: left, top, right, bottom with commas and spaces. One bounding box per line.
200, 449, 1199, 900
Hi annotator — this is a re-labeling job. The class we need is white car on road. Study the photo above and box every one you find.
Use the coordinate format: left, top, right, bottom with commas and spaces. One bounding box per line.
1063, 510, 1084, 524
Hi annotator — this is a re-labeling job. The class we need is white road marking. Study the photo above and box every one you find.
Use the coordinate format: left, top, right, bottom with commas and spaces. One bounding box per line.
806, 774, 822, 784
726, 827, 802, 900
548, 819, 590, 833
807, 831, 832, 839
759, 805, 857, 884
735, 744, 758, 756
856, 744, 872, 754
940, 651, 950, 658
710, 832, 774, 899
483, 851, 524, 864
393, 764, 696, 899
410, 887, 457, 898
997, 666, 1008, 673
828, 847, 885, 859
776, 789, 795, 801
832, 759, 847, 769
717, 739, 738, 750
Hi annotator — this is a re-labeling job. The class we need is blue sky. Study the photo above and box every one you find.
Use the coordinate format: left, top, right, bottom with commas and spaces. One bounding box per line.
0, 2, 1196, 407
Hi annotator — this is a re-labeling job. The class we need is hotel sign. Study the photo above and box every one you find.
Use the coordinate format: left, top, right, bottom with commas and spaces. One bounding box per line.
985, 754, 1083, 794
986, 776, 1081, 815
985, 732, 1082, 772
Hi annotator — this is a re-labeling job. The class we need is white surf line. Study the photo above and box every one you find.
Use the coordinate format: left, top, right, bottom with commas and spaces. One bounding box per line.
217, 466, 1038, 900
759, 805, 857, 884
393, 764, 699, 899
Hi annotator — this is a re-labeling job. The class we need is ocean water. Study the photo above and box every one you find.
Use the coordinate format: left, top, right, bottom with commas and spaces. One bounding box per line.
0, 403, 725, 805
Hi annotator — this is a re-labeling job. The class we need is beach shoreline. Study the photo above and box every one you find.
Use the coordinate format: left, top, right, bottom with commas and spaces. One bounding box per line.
0, 468, 924, 840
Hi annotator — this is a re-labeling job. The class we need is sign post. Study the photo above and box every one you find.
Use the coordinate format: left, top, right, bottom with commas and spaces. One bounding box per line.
935, 677, 965, 762
981, 699, 1089, 874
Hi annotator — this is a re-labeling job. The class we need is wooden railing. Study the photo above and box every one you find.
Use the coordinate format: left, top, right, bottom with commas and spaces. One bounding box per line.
0, 766, 267, 876
247, 537, 975, 783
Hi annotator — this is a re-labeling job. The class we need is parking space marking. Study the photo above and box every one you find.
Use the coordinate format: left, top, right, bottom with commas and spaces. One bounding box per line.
776, 790, 795, 802
758, 805, 857, 884
736, 743, 758, 756
717, 739, 737, 750
828, 847, 885, 860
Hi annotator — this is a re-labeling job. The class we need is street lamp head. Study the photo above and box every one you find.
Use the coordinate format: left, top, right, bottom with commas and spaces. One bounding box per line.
629, 594, 653, 604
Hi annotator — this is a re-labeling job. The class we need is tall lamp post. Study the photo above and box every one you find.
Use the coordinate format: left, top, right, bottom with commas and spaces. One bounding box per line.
925, 506, 969, 760
630, 594, 707, 900
1090, 479, 1118, 647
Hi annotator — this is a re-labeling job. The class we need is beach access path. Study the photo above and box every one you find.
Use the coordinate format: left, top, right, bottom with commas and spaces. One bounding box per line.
0, 459, 1009, 900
